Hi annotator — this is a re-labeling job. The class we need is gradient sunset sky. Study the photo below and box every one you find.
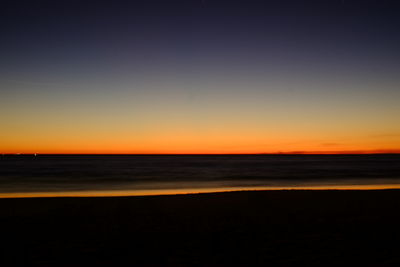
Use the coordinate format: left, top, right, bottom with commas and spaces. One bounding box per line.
1, 0, 400, 154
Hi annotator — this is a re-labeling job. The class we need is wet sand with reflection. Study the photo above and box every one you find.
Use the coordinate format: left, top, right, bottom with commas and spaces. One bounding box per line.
2, 183, 400, 198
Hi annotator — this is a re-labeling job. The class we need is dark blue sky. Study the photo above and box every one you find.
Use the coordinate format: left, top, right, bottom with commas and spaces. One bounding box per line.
2, 0, 400, 77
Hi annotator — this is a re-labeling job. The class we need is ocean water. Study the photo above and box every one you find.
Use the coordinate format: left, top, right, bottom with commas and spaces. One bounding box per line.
1, 154, 400, 196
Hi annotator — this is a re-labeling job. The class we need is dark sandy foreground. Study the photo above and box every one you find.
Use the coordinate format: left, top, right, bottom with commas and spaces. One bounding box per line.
1, 190, 400, 266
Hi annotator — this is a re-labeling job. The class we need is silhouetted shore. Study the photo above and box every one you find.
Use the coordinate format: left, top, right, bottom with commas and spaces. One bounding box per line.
1, 190, 400, 266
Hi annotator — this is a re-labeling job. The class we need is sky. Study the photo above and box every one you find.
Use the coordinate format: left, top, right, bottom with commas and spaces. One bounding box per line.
1, 0, 400, 154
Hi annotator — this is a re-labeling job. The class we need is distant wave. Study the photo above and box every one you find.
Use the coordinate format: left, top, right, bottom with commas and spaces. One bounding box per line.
1, 154, 399, 194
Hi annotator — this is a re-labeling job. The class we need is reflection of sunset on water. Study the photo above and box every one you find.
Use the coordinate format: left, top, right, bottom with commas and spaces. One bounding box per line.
2, 184, 400, 199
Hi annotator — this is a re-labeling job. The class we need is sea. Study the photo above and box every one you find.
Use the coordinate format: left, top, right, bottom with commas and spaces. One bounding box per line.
1, 154, 400, 197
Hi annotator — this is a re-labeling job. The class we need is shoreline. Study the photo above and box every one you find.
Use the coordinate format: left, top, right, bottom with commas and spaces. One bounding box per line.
1, 183, 400, 198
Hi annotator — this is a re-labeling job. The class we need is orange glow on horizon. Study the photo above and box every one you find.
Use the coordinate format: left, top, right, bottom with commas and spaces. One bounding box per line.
1, 149, 400, 155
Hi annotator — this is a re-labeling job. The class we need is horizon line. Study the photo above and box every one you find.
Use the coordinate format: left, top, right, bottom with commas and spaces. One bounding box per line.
2, 152, 400, 156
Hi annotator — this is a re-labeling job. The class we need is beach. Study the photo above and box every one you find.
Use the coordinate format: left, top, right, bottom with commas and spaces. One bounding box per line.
1, 189, 400, 266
